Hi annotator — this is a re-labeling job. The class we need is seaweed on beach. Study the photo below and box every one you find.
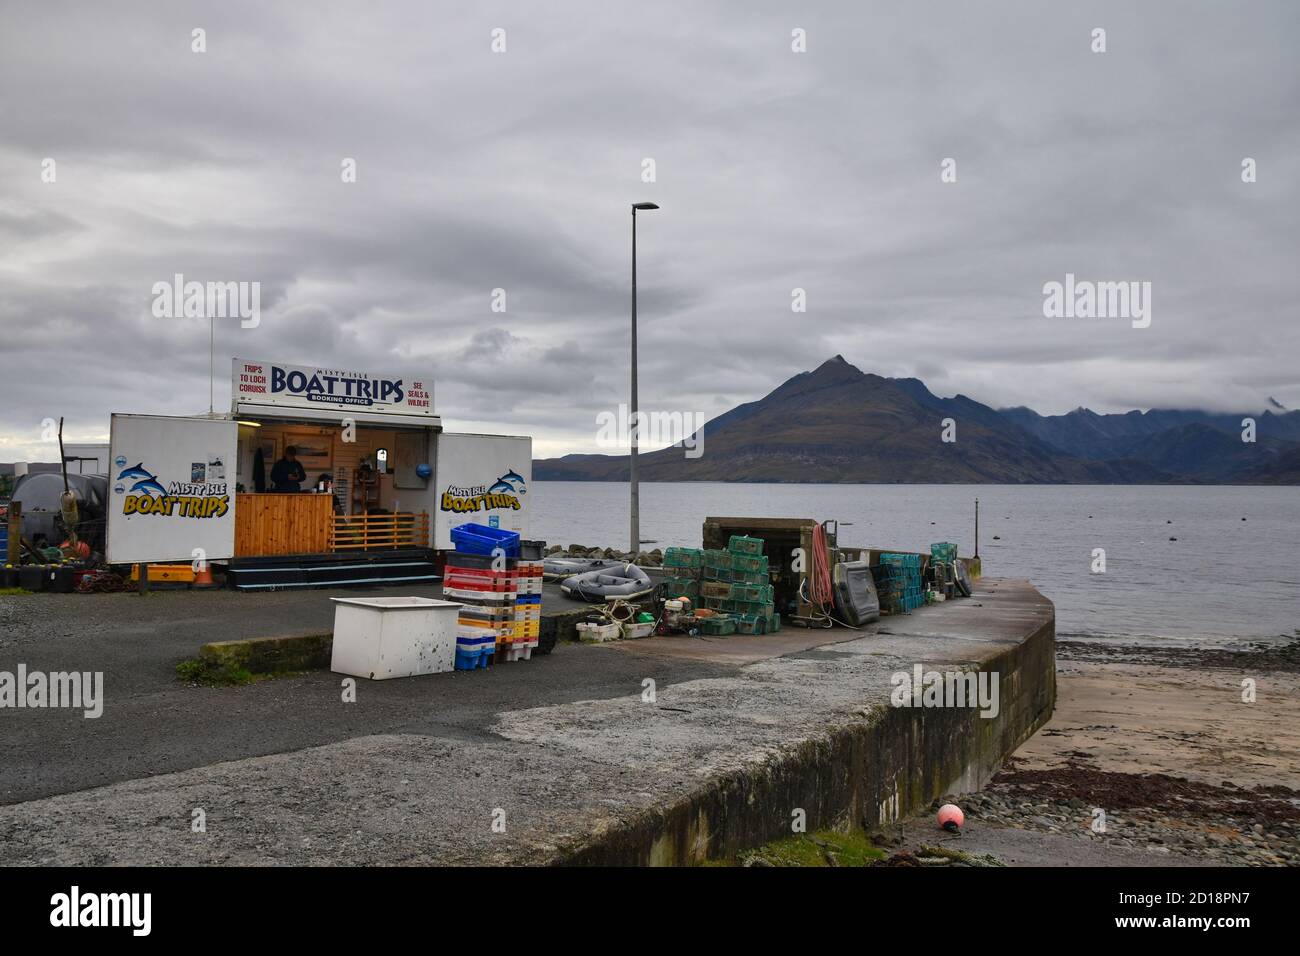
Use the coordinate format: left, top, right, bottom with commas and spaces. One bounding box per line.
990, 761, 1300, 825
1055, 637, 1300, 673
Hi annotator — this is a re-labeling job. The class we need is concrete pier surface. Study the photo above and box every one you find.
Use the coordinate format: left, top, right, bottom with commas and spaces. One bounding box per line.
0, 578, 1054, 865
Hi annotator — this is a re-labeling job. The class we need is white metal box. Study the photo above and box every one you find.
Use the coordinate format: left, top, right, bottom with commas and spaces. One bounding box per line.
330, 597, 462, 680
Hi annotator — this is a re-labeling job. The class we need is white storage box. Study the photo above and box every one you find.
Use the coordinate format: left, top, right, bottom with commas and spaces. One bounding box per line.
330, 597, 462, 680
576, 621, 621, 643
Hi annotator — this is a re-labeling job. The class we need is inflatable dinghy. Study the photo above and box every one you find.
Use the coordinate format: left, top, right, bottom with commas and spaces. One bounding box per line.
543, 556, 623, 582
560, 563, 656, 602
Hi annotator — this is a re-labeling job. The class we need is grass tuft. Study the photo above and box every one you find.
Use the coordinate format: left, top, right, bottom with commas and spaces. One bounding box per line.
720, 828, 887, 867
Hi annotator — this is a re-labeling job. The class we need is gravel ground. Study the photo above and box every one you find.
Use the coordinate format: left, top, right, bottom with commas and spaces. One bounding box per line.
0, 580, 1054, 864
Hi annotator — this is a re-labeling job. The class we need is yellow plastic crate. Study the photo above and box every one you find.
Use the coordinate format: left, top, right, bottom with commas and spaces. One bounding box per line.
129, 563, 196, 584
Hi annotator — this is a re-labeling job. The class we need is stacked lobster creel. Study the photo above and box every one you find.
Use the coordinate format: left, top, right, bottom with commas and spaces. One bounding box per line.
877, 552, 924, 614
929, 542, 958, 601
695, 535, 779, 636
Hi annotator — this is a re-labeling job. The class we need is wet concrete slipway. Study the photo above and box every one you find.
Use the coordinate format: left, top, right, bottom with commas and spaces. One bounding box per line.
0, 579, 1054, 865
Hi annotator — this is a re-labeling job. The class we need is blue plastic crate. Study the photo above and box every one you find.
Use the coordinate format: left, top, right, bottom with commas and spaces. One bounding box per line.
451, 523, 520, 558
455, 647, 493, 670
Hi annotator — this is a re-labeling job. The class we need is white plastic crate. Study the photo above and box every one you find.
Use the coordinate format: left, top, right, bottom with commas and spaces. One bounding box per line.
443, 585, 516, 603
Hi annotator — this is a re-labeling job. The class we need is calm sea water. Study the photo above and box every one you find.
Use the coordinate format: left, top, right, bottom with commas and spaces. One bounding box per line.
530, 482, 1300, 645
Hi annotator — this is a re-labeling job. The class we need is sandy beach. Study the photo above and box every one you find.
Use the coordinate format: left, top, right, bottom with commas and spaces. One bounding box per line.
878, 638, 1300, 866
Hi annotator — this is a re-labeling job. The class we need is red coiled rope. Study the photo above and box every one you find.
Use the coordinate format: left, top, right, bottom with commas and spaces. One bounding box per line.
808, 522, 835, 622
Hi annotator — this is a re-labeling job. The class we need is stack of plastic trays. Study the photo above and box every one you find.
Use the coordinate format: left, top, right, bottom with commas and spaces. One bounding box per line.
445, 554, 517, 669
503, 557, 543, 662
444, 562, 517, 603
455, 603, 511, 669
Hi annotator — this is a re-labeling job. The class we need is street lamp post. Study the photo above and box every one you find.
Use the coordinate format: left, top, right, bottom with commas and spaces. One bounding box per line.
630, 201, 659, 556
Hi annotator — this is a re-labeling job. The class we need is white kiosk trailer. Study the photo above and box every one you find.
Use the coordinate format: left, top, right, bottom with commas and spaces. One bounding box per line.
106, 357, 531, 589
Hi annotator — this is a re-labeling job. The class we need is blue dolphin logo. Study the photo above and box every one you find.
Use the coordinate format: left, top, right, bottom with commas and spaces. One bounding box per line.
131, 477, 168, 496
117, 462, 154, 481
489, 469, 527, 494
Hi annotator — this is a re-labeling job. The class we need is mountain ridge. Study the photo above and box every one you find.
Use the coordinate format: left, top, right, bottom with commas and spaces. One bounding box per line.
534, 357, 1299, 484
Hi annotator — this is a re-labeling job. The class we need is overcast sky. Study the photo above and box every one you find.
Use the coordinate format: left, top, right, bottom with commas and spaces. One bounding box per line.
2, 0, 1297, 461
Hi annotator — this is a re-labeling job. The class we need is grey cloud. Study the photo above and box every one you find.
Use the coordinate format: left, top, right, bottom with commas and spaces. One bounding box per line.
0, 0, 1297, 460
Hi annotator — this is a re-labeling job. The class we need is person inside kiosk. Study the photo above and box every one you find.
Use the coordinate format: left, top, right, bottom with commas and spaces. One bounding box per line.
270, 445, 307, 492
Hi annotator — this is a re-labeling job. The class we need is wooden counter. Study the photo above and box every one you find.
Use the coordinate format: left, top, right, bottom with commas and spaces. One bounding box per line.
234, 493, 333, 557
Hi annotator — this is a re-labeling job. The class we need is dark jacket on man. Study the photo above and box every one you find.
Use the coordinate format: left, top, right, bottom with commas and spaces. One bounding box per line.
270, 456, 306, 492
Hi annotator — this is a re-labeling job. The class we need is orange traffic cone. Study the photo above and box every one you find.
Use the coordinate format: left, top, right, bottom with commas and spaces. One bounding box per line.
193, 564, 216, 588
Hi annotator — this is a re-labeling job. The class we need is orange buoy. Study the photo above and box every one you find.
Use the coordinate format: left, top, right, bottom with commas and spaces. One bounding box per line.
60, 540, 91, 560
938, 803, 964, 832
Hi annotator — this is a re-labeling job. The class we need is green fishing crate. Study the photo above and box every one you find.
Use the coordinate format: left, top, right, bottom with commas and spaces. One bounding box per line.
733, 599, 773, 619
698, 615, 736, 636
733, 568, 769, 586
731, 583, 773, 605
767, 612, 781, 633
700, 580, 732, 599
930, 542, 958, 564
703, 549, 733, 570
663, 576, 699, 601
731, 553, 768, 573
727, 535, 764, 556
664, 547, 704, 569
734, 614, 768, 635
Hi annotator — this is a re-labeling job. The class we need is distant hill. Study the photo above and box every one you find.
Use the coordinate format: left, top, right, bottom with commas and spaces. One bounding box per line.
534, 356, 1299, 484
1000, 403, 1300, 463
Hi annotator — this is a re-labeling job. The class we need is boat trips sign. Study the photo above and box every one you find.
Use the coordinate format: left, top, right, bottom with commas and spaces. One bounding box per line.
233, 358, 434, 416
433, 433, 531, 550
107, 414, 238, 564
